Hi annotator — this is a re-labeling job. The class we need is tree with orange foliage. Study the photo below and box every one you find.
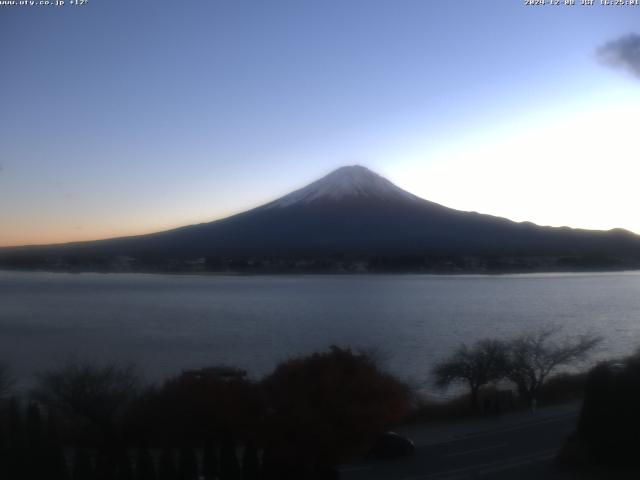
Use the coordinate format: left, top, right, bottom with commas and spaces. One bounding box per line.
262, 346, 410, 473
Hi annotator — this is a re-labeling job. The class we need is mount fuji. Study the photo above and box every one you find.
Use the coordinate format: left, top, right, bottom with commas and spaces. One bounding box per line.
264, 165, 422, 207
3, 165, 640, 272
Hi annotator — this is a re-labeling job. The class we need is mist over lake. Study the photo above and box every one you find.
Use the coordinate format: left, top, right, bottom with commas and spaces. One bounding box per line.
2, 270, 639, 393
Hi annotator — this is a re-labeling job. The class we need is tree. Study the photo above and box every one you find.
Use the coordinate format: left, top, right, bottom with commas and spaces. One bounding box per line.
128, 367, 262, 445
0, 364, 14, 399
219, 434, 240, 480
94, 447, 116, 480
44, 412, 70, 480
136, 446, 156, 480
505, 327, 601, 404
158, 448, 178, 480
73, 448, 95, 480
6, 398, 25, 479
574, 356, 640, 466
201, 439, 218, 480
26, 403, 44, 449
433, 339, 508, 411
26, 403, 46, 480
262, 346, 411, 468
241, 441, 260, 480
115, 449, 134, 480
177, 446, 198, 480
0, 428, 7, 480
32, 361, 141, 444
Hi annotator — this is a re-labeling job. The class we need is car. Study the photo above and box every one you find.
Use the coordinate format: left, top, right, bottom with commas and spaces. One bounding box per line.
369, 431, 416, 459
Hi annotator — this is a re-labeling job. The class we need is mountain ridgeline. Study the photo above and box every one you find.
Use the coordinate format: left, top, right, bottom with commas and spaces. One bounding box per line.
3, 166, 640, 273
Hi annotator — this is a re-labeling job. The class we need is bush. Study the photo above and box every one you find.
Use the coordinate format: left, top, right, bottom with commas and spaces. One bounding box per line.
262, 346, 411, 468
125, 367, 262, 446
537, 372, 587, 406
575, 357, 640, 466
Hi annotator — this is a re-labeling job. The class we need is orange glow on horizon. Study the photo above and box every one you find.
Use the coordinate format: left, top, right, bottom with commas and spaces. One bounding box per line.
0, 211, 241, 248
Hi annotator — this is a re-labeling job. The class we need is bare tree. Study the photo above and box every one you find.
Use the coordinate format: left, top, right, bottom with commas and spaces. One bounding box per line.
32, 360, 141, 440
0, 363, 14, 398
505, 327, 601, 405
433, 339, 508, 411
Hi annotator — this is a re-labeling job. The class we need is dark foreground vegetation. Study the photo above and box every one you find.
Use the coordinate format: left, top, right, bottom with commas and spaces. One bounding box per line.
557, 350, 640, 475
0, 347, 410, 480
424, 330, 640, 475
0, 327, 618, 479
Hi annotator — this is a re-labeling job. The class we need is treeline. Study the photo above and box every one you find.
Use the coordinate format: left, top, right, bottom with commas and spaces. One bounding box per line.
0, 347, 410, 480
0, 252, 635, 274
0, 329, 607, 478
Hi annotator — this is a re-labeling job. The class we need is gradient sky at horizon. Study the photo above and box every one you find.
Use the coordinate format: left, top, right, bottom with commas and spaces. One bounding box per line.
2, 0, 640, 246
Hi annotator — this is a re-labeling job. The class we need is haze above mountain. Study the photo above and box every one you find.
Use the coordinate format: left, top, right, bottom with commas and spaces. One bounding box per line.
2, 166, 640, 271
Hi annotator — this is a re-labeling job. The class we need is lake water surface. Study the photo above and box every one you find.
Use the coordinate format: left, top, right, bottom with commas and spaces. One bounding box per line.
2, 270, 640, 393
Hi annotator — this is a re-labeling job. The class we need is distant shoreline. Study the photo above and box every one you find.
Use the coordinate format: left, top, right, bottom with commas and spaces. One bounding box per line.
1, 266, 639, 277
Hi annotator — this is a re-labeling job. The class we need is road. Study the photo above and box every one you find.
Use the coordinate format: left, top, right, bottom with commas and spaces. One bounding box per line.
340, 404, 581, 480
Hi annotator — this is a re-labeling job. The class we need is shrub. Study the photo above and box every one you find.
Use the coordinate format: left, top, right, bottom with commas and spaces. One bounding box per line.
576, 357, 640, 466
125, 367, 262, 446
262, 346, 410, 468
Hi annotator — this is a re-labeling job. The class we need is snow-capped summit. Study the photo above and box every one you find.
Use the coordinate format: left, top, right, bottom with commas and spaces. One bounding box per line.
267, 165, 421, 208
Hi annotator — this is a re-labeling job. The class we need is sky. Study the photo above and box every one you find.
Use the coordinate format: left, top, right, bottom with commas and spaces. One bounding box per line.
2, 0, 640, 247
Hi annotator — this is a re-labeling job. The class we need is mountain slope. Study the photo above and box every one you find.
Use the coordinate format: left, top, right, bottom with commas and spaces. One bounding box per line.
2, 165, 640, 270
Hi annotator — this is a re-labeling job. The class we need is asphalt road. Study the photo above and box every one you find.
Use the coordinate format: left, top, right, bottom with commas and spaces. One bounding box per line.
339, 407, 580, 480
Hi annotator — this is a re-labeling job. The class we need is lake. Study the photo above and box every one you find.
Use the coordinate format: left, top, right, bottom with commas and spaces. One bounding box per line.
2, 270, 640, 394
